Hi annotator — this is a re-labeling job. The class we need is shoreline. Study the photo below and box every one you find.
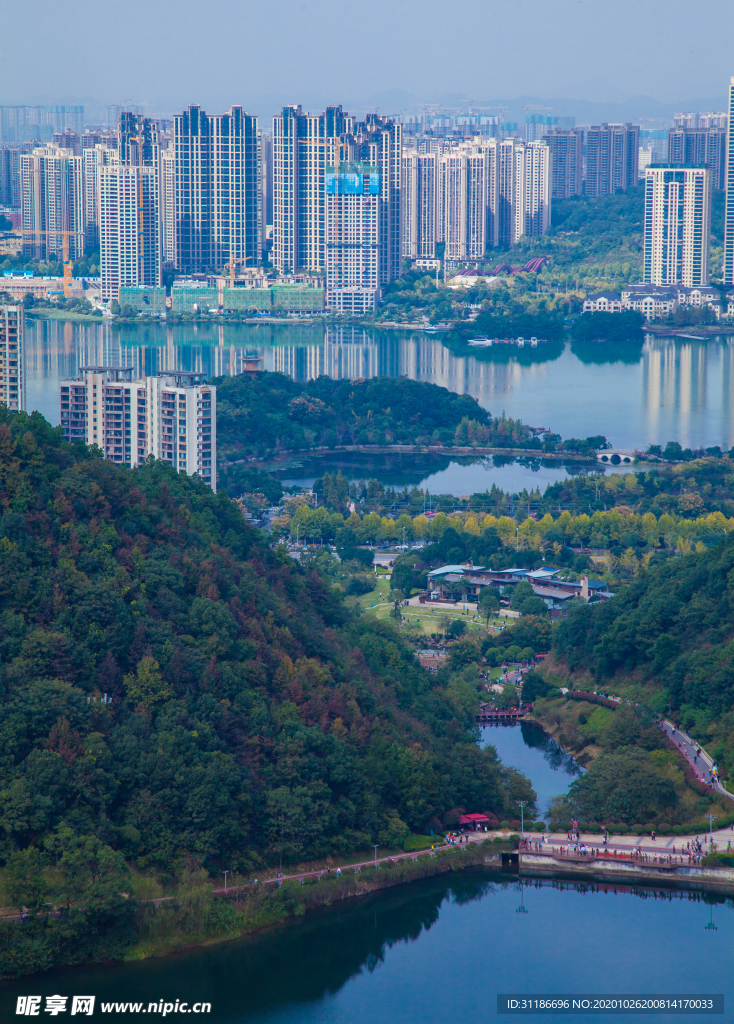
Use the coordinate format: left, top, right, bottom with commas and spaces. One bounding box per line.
120, 837, 734, 967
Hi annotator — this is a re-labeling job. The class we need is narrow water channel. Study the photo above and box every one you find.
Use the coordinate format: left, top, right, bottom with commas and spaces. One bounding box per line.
481, 721, 583, 816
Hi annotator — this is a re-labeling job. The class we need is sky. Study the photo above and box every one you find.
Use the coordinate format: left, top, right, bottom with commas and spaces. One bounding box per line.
2, 0, 734, 123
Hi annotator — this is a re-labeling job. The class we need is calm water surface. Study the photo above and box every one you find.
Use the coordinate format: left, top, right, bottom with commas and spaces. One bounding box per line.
481, 722, 583, 816
25, 320, 734, 453
2, 874, 729, 1023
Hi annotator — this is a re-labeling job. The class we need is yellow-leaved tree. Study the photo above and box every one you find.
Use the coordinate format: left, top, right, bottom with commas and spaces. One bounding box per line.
123, 656, 173, 712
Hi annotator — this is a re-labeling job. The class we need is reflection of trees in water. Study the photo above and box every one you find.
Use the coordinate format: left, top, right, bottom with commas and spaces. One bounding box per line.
219, 876, 502, 1016
520, 722, 584, 778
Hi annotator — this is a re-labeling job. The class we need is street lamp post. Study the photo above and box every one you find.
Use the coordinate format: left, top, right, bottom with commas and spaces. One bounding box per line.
707, 814, 717, 848
518, 800, 527, 839
374, 845, 379, 867
223, 870, 228, 895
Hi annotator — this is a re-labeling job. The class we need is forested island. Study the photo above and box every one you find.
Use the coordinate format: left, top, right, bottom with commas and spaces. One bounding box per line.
0, 407, 535, 977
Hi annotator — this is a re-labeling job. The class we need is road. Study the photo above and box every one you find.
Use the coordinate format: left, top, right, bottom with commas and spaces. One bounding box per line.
661, 719, 733, 802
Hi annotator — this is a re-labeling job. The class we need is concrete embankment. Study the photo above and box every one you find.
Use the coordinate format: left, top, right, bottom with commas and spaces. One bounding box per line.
517, 851, 734, 892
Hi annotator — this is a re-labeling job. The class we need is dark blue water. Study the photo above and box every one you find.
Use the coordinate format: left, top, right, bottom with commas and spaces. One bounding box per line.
3, 874, 729, 1023
482, 722, 583, 817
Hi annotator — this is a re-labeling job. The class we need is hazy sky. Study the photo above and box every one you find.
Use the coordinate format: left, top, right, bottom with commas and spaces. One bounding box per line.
2, 0, 733, 120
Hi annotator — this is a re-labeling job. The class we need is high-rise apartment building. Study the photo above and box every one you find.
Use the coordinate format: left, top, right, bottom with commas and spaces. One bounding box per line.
20, 146, 85, 260
674, 112, 727, 129
160, 147, 176, 267
98, 165, 160, 301
355, 115, 402, 287
82, 143, 118, 247
273, 107, 401, 289
643, 165, 711, 287
59, 368, 216, 489
401, 150, 439, 258
668, 127, 726, 189
438, 140, 495, 259
725, 78, 734, 285
118, 112, 160, 171
542, 128, 583, 199
325, 160, 381, 312
496, 139, 550, 245
524, 114, 575, 143
175, 105, 260, 274
0, 305, 24, 412
0, 144, 28, 206
0, 105, 83, 144
401, 137, 550, 257
273, 105, 352, 274
585, 123, 639, 197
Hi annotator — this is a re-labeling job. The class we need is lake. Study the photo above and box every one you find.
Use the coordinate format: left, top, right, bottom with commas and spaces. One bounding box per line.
3, 872, 729, 1023
26, 320, 734, 458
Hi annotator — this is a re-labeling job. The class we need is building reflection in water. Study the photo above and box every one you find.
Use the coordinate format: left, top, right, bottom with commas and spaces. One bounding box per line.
23, 321, 734, 449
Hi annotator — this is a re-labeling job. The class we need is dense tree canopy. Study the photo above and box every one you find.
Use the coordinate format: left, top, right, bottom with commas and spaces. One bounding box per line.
0, 406, 536, 973
213, 373, 491, 460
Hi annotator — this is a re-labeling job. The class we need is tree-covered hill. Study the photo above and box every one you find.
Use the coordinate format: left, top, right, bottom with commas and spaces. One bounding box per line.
214, 372, 493, 461
552, 536, 734, 776
0, 407, 532, 974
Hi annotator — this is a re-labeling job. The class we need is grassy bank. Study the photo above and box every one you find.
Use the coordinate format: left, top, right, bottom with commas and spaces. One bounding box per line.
124, 842, 508, 962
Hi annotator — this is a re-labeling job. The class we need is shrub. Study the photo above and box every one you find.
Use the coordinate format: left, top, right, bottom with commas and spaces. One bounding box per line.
509, 834, 521, 842
533, 822, 546, 832
442, 807, 466, 827
548, 821, 560, 832
703, 853, 734, 867
509, 820, 522, 830
658, 823, 672, 835
500, 820, 510, 830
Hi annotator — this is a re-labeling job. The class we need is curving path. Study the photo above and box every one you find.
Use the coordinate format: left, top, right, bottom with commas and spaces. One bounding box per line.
661, 719, 733, 802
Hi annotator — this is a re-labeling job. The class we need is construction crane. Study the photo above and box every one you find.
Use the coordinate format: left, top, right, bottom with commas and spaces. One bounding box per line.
33, 228, 76, 299
217, 256, 255, 308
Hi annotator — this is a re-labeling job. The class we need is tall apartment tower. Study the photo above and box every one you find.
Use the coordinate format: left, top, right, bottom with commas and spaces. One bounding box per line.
174, 105, 260, 273
20, 146, 85, 260
438, 140, 495, 259
59, 368, 216, 490
0, 305, 24, 412
272, 105, 352, 273
118, 113, 160, 171
324, 158, 381, 312
273, 107, 401, 288
160, 147, 176, 267
542, 128, 583, 199
496, 139, 551, 245
643, 165, 711, 287
722, 78, 734, 285
401, 150, 439, 258
82, 143, 118, 247
585, 123, 640, 197
98, 165, 160, 301
668, 127, 726, 189
351, 114, 402, 287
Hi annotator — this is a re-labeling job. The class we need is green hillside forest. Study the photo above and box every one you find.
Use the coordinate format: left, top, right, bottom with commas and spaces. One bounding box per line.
538, 537, 734, 829
0, 407, 533, 977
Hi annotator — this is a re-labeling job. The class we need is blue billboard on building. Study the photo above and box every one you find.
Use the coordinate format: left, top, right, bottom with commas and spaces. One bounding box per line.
325, 163, 381, 195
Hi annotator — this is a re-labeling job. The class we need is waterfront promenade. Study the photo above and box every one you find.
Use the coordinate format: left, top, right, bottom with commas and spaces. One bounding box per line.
211, 820, 734, 896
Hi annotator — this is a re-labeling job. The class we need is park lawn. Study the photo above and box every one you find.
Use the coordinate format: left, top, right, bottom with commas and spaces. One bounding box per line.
355, 576, 392, 610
